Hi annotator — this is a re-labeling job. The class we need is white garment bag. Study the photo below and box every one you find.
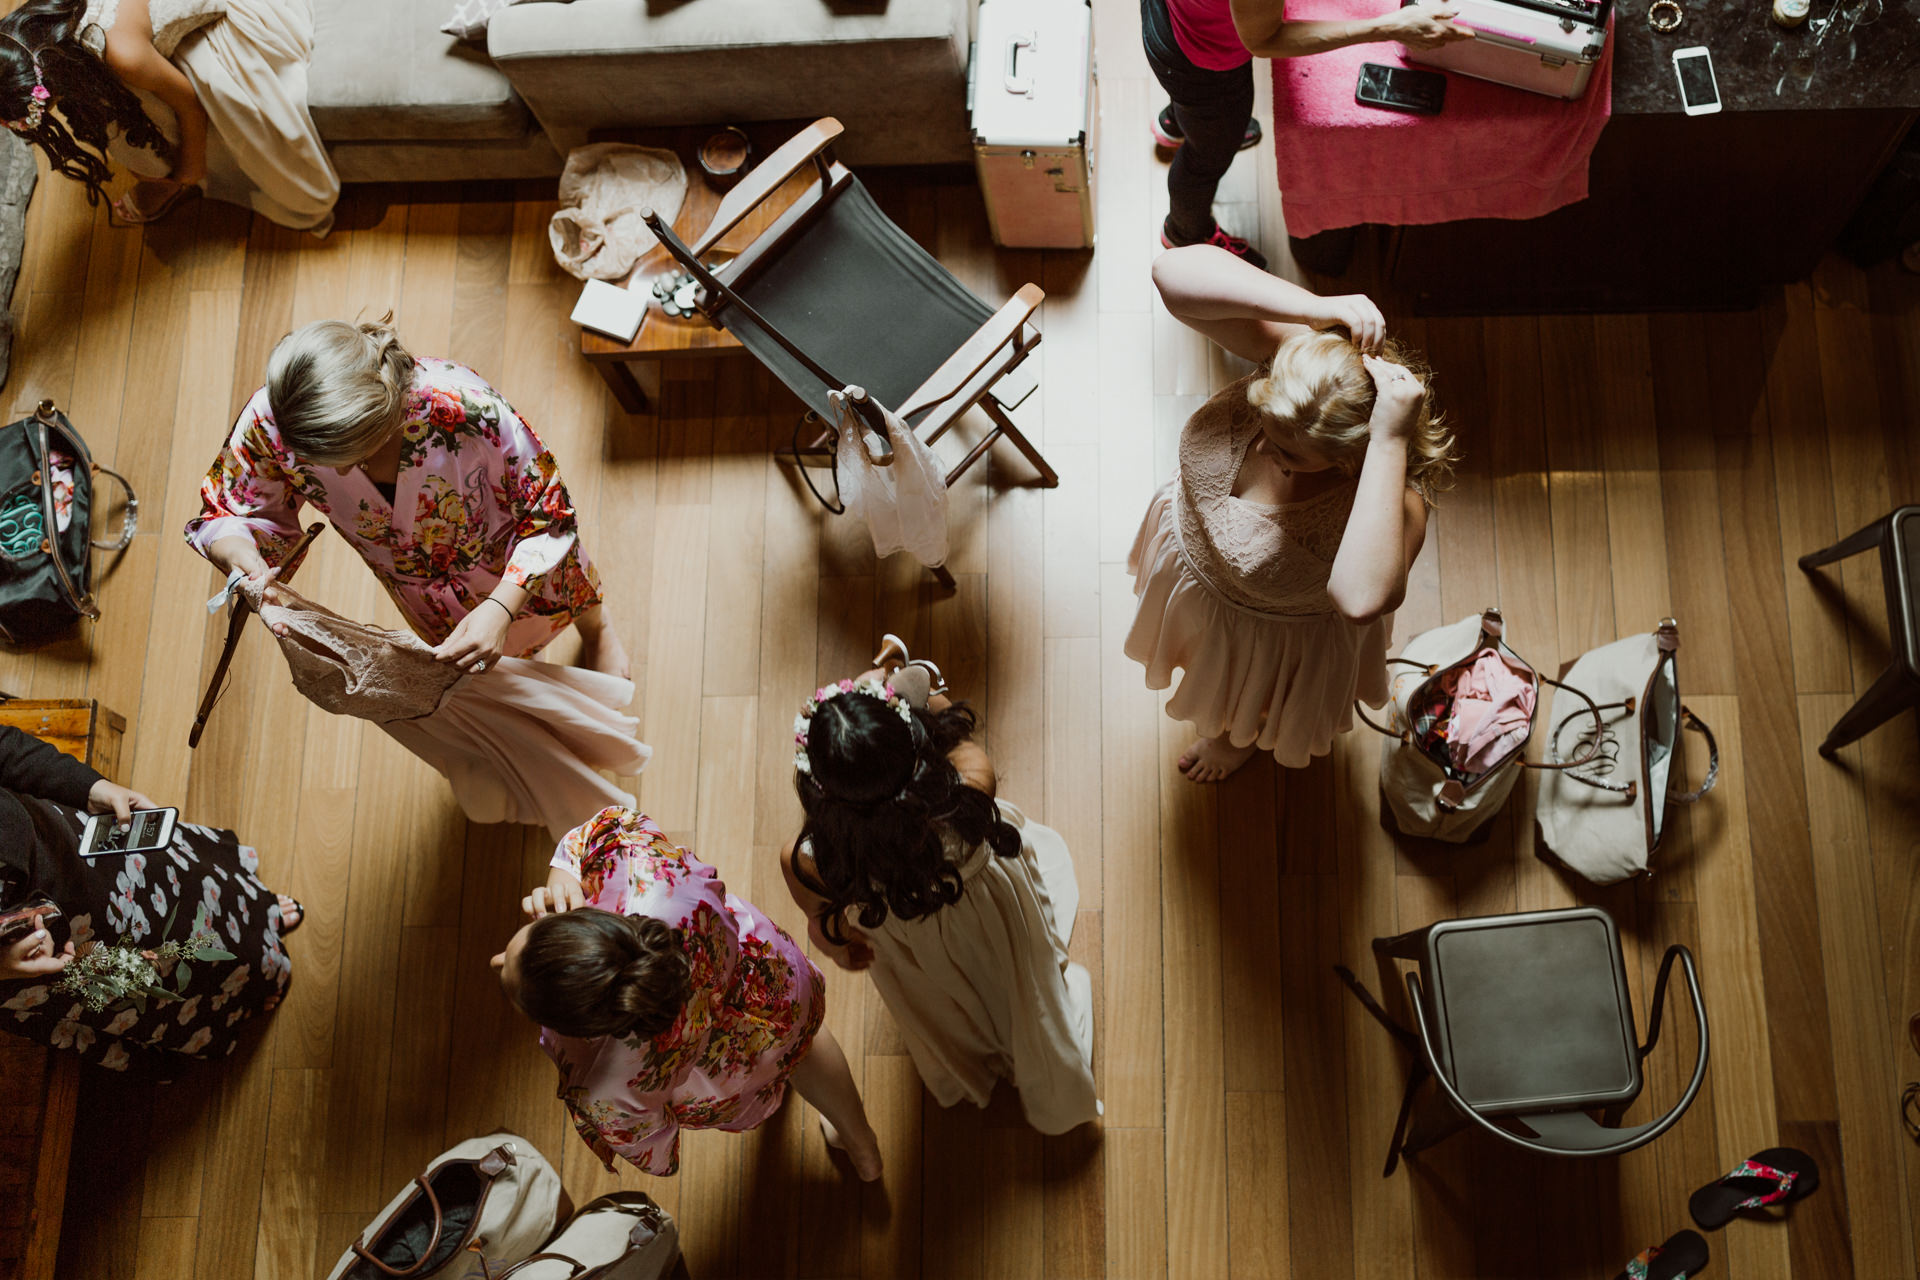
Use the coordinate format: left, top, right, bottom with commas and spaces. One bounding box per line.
830, 386, 950, 568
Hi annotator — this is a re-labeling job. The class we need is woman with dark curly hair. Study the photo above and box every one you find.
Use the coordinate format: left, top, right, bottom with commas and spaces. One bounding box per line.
0, 0, 336, 230
498, 806, 884, 1181
780, 651, 1099, 1135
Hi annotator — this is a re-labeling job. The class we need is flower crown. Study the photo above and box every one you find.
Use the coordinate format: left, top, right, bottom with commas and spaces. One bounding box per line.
3, 49, 48, 135
792, 677, 913, 777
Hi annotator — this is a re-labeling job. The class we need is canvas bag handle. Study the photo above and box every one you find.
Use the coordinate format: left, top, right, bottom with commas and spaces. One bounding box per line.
350, 1146, 515, 1277
1352, 608, 1605, 772
1551, 702, 1719, 802
479, 1199, 670, 1280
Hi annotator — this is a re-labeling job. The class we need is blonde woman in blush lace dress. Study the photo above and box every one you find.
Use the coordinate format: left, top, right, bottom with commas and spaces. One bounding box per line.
1127, 244, 1459, 781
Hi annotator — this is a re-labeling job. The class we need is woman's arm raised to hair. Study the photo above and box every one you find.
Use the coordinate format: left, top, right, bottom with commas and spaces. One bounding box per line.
1327, 358, 1431, 624
1151, 246, 1386, 362
100, 0, 208, 185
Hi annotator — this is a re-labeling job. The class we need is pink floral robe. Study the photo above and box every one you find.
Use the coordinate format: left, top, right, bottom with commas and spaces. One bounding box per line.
540, 807, 825, 1176
184, 358, 601, 658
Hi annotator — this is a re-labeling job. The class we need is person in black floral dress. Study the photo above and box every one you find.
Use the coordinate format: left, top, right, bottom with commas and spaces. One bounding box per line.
0, 726, 298, 1074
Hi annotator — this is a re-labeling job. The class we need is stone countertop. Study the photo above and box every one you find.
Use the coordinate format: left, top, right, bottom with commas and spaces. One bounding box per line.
1610, 0, 1920, 113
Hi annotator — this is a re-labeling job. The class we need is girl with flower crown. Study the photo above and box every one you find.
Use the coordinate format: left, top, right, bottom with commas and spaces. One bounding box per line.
497, 806, 885, 1181
0, 0, 337, 229
779, 649, 1100, 1135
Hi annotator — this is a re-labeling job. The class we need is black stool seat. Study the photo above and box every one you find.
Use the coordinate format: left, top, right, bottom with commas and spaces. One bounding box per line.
727, 179, 993, 422
1424, 911, 1640, 1114
1799, 504, 1920, 756
1339, 906, 1709, 1173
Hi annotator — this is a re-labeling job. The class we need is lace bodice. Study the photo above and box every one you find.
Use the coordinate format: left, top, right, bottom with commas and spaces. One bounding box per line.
82, 0, 226, 59
1173, 374, 1360, 617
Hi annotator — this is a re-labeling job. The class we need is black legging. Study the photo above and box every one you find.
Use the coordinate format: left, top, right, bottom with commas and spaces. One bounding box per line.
1140, 0, 1257, 242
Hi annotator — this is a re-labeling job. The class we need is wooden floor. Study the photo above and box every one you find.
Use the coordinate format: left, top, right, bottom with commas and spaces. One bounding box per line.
9, 9, 1919, 1278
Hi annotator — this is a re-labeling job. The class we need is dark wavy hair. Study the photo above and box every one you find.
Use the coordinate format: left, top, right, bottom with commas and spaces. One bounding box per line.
513, 910, 691, 1041
0, 0, 174, 206
794, 693, 1019, 946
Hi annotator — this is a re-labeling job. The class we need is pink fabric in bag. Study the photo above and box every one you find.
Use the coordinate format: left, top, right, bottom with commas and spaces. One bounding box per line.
1441, 649, 1534, 774
1268, 0, 1613, 237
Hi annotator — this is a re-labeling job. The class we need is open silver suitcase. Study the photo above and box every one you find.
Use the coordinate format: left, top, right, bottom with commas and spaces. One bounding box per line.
1403, 0, 1612, 100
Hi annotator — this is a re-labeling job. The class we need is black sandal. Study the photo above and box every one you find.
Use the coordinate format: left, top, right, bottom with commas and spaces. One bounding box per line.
1616, 1229, 1708, 1280
1688, 1147, 1820, 1229
277, 896, 306, 937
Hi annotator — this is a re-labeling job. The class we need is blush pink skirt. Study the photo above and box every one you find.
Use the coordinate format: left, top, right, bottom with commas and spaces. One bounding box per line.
1125, 486, 1391, 768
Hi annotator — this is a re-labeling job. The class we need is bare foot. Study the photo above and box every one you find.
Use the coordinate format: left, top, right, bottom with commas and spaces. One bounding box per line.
575, 616, 632, 680
819, 1113, 884, 1182
1177, 735, 1258, 783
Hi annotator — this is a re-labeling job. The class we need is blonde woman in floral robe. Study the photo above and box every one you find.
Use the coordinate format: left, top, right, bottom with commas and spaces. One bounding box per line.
492, 807, 884, 1180
186, 322, 628, 678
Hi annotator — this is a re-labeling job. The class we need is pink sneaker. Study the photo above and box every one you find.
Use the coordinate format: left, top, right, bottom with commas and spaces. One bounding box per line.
1159, 217, 1269, 272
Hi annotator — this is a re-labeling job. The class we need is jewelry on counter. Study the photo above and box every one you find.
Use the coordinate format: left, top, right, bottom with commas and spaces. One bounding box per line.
1647, 0, 1683, 31
1772, 0, 1809, 26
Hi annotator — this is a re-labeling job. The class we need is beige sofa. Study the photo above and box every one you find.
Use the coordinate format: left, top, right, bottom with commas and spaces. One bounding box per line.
310, 0, 562, 182
308, 0, 975, 184
487, 0, 976, 169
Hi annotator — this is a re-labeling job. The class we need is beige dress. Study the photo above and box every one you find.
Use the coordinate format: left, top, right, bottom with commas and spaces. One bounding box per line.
1126, 373, 1393, 767
814, 801, 1099, 1135
82, 0, 339, 232
244, 580, 652, 842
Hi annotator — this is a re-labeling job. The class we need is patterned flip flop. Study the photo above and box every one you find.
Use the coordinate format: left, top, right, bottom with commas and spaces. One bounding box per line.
1617, 1229, 1709, 1280
1688, 1147, 1820, 1229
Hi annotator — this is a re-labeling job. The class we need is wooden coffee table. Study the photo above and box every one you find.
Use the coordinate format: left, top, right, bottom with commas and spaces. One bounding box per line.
578, 122, 821, 414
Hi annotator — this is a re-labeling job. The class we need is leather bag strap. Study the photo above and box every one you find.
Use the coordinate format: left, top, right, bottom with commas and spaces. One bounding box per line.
29, 412, 97, 620
1669, 707, 1719, 803
350, 1176, 448, 1278
1522, 674, 1604, 771
87, 462, 137, 550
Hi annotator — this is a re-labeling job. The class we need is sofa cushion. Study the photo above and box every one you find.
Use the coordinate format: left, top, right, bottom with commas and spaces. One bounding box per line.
486, 0, 972, 163
310, 0, 534, 143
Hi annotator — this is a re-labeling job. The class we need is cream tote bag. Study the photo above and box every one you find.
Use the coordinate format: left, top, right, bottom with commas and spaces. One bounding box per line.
1536, 619, 1720, 884
488, 1194, 679, 1279
1360, 609, 1601, 843
327, 1134, 563, 1280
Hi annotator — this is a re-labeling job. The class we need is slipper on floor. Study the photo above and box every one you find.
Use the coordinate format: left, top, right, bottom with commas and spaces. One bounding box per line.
1616, 1229, 1709, 1280
1689, 1147, 1820, 1229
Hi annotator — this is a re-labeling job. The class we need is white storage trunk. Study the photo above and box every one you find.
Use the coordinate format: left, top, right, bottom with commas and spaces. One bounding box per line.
971, 0, 1096, 249
1405, 0, 1611, 100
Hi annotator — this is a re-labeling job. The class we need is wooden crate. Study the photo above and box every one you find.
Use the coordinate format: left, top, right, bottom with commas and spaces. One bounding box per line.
0, 700, 124, 1280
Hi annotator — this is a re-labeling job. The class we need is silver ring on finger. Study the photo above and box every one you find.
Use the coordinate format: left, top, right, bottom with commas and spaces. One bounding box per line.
473, 660, 488, 673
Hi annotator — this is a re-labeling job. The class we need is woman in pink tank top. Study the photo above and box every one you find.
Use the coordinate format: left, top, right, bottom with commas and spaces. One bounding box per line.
1143, 0, 1472, 270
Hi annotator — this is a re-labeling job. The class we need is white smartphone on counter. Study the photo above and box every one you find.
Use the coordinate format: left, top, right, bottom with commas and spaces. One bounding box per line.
1672, 46, 1722, 116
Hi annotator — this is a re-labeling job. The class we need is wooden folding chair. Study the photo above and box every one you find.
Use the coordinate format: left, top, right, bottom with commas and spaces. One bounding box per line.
639, 118, 1057, 588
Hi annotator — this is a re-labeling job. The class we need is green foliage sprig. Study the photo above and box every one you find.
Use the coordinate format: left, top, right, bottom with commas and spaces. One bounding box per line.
52, 902, 236, 1015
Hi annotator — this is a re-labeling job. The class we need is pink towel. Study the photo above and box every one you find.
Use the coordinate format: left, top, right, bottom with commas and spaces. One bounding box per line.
1269, 2, 1613, 237
1441, 649, 1535, 774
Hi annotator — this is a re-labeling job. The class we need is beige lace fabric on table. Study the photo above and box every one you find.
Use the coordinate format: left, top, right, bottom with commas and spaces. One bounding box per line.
1124, 373, 1394, 767
246, 582, 651, 839
548, 144, 687, 281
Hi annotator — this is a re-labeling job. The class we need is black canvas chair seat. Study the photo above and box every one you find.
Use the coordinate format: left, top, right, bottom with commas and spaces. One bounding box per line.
725, 179, 993, 422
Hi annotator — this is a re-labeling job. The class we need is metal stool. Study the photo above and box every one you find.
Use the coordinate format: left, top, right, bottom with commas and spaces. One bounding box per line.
1799, 504, 1920, 756
1338, 907, 1709, 1175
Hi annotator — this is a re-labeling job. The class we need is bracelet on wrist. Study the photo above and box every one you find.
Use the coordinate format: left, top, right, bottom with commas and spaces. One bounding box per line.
481, 597, 515, 622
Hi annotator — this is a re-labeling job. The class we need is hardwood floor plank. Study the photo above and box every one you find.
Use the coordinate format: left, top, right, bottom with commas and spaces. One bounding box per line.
1103, 1128, 1167, 1280
1799, 694, 1917, 1277
1224, 1092, 1288, 1280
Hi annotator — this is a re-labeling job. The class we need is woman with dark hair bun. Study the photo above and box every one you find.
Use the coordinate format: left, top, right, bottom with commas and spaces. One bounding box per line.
0, 0, 337, 230
780, 650, 1099, 1135
494, 806, 883, 1181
